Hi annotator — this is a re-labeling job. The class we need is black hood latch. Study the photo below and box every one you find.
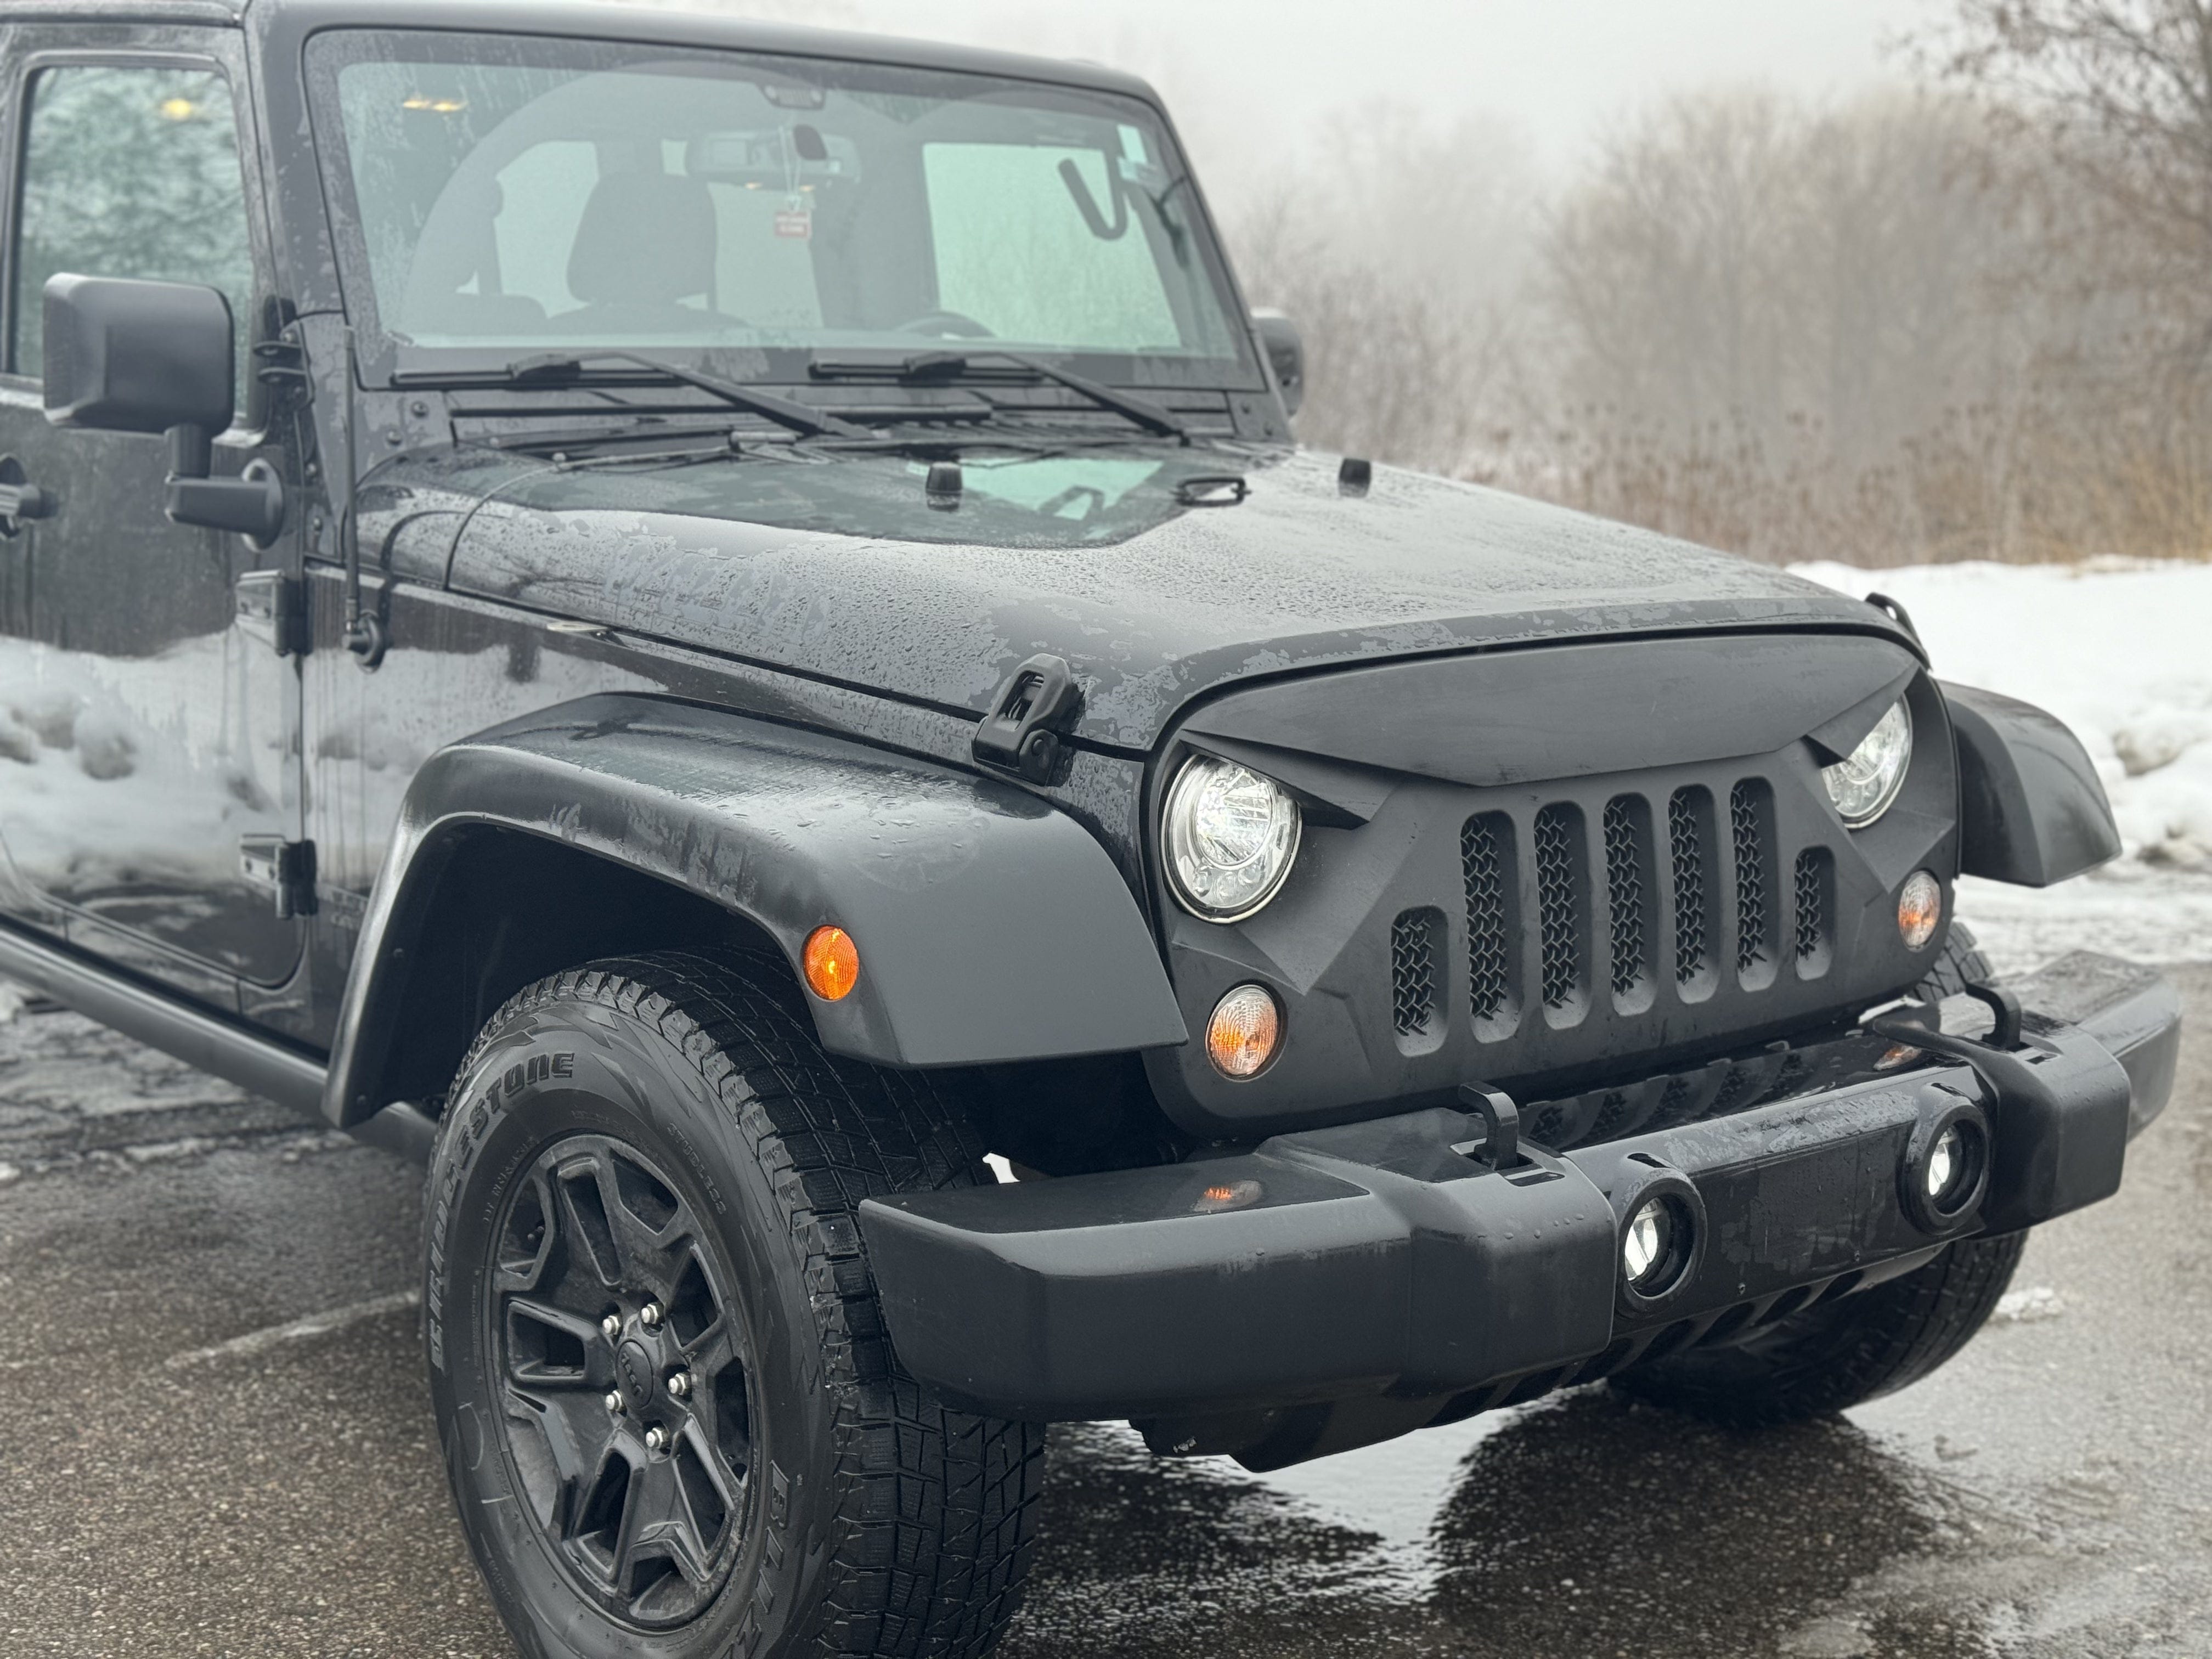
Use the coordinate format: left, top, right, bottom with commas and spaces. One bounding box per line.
973, 653, 1083, 785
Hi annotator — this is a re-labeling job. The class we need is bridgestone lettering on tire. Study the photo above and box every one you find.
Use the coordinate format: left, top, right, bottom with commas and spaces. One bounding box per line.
423, 946, 1043, 1659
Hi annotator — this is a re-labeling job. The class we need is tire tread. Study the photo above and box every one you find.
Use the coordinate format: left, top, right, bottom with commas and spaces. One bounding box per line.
441, 944, 1042, 1659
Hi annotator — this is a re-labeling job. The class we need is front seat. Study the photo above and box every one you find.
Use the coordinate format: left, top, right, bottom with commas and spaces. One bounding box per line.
561, 171, 726, 334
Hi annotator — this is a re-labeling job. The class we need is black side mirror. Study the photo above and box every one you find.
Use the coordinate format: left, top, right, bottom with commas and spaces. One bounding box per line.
43, 273, 284, 544
1252, 309, 1304, 419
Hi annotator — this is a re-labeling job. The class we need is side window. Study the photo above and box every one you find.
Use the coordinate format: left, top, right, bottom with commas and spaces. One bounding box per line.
12, 64, 253, 398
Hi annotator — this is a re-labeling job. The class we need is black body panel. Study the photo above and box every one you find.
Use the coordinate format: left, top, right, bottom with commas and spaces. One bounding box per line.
860, 952, 2168, 1458
323, 692, 1184, 1126
431, 445, 1918, 754
1148, 651, 1957, 1136
1178, 633, 1920, 789
1942, 680, 2123, 887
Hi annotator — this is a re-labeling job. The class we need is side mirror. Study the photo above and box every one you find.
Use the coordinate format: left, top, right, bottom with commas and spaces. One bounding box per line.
1252, 308, 1304, 419
43, 273, 284, 544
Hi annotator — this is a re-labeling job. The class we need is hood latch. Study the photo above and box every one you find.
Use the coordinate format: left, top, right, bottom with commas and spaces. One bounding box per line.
973, 653, 1082, 785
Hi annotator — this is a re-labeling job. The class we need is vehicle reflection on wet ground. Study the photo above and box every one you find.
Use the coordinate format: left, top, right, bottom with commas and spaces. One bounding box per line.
1, 966, 2206, 1658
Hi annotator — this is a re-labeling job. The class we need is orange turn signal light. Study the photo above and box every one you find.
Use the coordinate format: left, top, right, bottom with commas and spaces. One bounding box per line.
803, 926, 860, 1001
1205, 984, 1282, 1079
1897, 870, 1942, 951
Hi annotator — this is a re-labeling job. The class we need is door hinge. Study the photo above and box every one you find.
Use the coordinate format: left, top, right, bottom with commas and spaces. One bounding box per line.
235, 568, 309, 657
240, 836, 318, 919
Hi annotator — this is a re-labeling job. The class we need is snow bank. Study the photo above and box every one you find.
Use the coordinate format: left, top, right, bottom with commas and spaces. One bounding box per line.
1791, 558, 2212, 968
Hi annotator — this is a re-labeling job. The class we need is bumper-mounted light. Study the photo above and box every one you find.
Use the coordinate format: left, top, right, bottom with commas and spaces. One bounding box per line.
1614, 1165, 1706, 1312
1901, 1090, 1991, 1232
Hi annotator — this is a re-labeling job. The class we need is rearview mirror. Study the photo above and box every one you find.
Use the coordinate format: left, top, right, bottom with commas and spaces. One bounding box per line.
1252, 309, 1304, 418
42, 273, 283, 544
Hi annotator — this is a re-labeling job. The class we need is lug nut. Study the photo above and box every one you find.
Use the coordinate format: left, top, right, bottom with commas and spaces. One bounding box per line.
643, 1425, 670, 1453
639, 1302, 663, 1330
600, 1314, 622, 1341
605, 1391, 624, 1414
667, 1372, 691, 1400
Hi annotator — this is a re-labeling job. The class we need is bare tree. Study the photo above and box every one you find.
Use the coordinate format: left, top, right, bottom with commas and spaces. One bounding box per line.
1931, 3, 2212, 264
1223, 107, 1539, 474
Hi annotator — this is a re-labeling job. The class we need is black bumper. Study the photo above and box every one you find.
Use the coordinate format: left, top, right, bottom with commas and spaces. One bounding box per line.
860, 953, 2179, 1445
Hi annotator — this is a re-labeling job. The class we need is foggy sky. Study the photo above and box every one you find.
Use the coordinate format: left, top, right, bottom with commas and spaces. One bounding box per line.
783, 0, 1950, 178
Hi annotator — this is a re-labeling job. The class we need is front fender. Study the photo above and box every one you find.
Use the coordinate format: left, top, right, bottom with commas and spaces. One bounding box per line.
324, 694, 1186, 1127
1940, 681, 2122, 888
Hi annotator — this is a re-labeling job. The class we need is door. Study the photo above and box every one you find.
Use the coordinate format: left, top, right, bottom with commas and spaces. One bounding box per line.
0, 33, 303, 1000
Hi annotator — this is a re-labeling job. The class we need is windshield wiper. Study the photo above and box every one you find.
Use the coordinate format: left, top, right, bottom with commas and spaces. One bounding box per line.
812, 350, 1188, 441
402, 349, 870, 440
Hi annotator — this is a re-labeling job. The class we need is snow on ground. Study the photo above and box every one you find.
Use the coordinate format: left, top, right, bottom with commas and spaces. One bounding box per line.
1792, 558, 2212, 970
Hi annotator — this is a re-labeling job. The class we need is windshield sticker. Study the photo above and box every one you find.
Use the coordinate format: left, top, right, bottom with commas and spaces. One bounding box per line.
1118, 124, 1148, 167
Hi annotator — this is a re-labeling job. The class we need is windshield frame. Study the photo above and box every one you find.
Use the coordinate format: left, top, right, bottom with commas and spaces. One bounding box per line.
301, 26, 1267, 399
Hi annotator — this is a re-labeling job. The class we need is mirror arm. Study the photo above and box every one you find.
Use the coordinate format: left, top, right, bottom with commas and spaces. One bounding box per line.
162, 420, 285, 545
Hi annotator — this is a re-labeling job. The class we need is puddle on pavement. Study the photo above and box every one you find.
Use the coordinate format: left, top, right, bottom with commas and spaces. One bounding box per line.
1005, 1390, 2015, 1659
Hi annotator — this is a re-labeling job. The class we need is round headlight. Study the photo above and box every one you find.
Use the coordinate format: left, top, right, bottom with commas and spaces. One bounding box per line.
1823, 699, 1912, 828
1164, 755, 1301, 922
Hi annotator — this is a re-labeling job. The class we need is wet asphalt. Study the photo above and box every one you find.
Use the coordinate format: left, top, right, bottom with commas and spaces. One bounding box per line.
1, 967, 2206, 1659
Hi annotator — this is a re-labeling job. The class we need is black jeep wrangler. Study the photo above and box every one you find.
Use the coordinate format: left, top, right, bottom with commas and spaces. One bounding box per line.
0, 2, 2181, 1655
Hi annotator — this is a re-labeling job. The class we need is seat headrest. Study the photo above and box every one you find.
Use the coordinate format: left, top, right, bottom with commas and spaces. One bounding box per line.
566, 172, 716, 307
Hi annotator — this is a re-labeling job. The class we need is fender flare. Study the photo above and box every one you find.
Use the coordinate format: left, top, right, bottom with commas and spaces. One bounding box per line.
1940, 680, 2121, 887
323, 694, 1187, 1127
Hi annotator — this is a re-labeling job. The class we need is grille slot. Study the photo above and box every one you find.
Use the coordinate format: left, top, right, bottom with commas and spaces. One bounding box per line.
1668, 787, 1717, 997
1730, 780, 1778, 989
1793, 848, 1833, 977
1461, 812, 1520, 1039
1390, 907, 1442, 1043
1368, 767, 1853, 1071
1602, 794, 1655, 1012
1533, 804, 1587, 1018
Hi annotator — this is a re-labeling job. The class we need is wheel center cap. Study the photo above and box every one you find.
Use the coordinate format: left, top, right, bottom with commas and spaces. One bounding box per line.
616, 1339, 657, 1409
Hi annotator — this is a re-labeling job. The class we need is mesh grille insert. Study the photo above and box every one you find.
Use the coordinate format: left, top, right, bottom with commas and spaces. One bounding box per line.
1390, 909, 1440, 1037
1668, 788, 1711, 986
1730, 780, 1775, 980
1534, 804, 1584, 1011
1462, 814, 1514, 1028
1602, 795, 1651, 1002
1793, 847, 1833, 974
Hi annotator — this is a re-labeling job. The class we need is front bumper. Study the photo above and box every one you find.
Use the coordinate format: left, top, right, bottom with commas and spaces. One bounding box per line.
860, 952, 2178, 1460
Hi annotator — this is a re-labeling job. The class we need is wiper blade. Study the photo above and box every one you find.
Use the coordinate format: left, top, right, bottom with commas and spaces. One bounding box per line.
813, 350, 1188, 441
416, 349, 870, 439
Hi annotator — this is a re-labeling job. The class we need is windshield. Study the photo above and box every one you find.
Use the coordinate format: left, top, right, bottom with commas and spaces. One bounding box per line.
306, 31, 1253, 388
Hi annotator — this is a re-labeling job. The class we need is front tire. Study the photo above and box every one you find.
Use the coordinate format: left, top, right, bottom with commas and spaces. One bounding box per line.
424, 948, 1042, 1659
1613, 922, 2025, 1427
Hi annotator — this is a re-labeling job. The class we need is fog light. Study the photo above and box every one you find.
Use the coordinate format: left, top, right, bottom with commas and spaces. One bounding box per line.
1897, 870, 1942, 951
1624, 1199, 1671, 1286
1903, 1102, 1989, 1231
1926, 1124, 1962, 1203
1205, 984, 1282, 1078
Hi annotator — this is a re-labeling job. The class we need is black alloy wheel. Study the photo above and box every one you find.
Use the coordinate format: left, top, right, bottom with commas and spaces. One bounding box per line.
492, 1133, 752, 1627
425, 947, 1043, 1659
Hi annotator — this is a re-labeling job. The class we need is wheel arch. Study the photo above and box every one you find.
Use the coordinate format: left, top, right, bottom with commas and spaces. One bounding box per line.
323, 693, 1187, 1129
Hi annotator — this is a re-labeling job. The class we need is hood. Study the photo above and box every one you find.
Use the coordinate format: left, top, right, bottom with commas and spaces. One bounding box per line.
421, 444, 1915, 751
